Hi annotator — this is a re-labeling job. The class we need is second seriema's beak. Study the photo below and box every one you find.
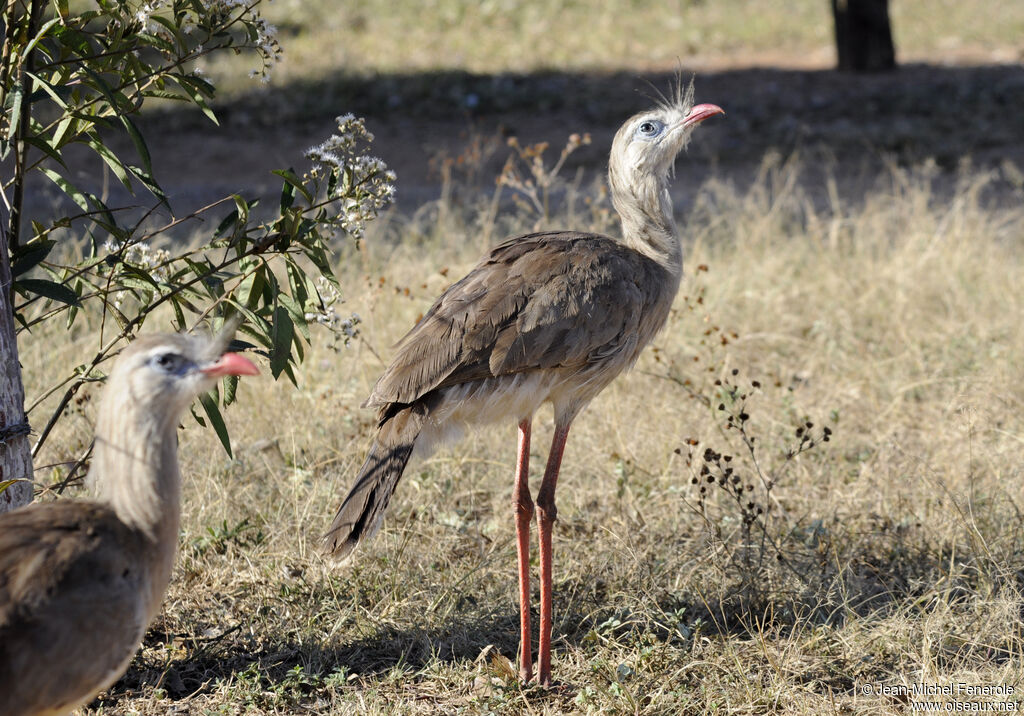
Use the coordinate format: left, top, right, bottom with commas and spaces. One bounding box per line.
201, 353, 259, 378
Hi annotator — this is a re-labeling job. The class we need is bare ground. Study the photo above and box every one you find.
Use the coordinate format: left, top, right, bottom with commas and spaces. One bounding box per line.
30, 61, 1022, 229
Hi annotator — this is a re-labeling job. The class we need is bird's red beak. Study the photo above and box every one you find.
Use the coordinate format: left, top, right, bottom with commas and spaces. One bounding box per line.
201, 352, 259, 377
682, 103, 725, 127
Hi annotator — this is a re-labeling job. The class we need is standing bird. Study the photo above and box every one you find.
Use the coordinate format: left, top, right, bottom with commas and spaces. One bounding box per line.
0, 326, 258, 716
324, 84, 723, 686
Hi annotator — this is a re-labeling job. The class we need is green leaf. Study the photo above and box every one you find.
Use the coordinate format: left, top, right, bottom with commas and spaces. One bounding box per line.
277, 293, 309, 341
79, 64, 134, 114
306, 243, 333, 277
269, 305, 293, 379
174, 73, 219, 125
5, 82, 23, 143
40, 168, 90, 211
237, 319, 274, 350
11, 240, 55, 277
223, 374, 239, 406
16, 278, 80, 305
227, 301, 270, 337
84, 132, 132, 190
199, 392, 232, 457
140, 89, 191, 102
273, 168, 313, 203
24, 135, 68, 169
25, 70, 68, 109
240, 266, 266, 309
50, 114, 76, 148
285, 261, 310, 307
22, 17, 63, 58
66, 278, 83, 329
170, 296, 186, 330
213, 207, 240, 240
127, 164, 169, 208
118, 264, 160, 290
119, 115, 153, 176
278, 175, 295, 211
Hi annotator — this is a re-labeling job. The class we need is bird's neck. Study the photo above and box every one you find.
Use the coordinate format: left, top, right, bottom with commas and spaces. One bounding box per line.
90, 399, 182, 547
612, 173, 683, 278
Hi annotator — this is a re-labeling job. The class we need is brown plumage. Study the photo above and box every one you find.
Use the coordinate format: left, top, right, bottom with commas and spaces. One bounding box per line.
0, 327, 258, 716
324, 82, 723, 686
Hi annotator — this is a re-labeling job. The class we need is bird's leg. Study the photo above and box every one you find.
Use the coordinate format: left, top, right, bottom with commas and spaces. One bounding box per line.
536, 421, 570, 687
514, 419, 535, 683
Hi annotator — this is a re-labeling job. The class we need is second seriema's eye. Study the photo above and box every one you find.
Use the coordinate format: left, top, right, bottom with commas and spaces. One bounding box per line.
152, 352, 188, 375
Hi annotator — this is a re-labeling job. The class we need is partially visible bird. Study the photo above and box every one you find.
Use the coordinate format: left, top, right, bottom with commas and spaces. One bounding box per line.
323, 82, 723, 686
0, 325, 258, 716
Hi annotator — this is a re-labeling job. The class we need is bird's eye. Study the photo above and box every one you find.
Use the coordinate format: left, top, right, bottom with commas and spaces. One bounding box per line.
637, 120, 662, 137
152, 353, 186, 374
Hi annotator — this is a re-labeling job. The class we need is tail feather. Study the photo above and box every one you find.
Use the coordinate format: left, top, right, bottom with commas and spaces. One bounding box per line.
322, 404, 424, 559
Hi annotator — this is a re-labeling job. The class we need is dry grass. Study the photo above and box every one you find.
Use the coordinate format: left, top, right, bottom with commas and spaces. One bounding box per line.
21, 148, 1024, 713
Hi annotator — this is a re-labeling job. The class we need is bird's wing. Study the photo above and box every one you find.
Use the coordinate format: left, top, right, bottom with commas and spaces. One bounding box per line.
0, 502, 150, 713
366, 231, 665, 408
0, 501, 138, 628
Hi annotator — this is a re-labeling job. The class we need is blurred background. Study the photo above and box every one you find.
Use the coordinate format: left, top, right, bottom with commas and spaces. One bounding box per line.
125, 0, 1024, 217
16, 3, 1023, 710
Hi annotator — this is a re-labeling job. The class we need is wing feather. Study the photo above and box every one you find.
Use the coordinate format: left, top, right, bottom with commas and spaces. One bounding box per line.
365, 231, 666, 410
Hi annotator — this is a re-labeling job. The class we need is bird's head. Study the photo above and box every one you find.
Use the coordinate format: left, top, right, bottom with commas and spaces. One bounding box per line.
609, 83, 723, 186
103, 321, 259, 427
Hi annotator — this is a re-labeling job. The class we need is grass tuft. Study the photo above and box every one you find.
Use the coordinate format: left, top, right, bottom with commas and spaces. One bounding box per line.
23, 146, 1024, 713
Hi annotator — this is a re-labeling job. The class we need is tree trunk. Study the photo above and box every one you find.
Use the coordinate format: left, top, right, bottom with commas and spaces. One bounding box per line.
0, 242, 33, 512
832, 0, 896, 72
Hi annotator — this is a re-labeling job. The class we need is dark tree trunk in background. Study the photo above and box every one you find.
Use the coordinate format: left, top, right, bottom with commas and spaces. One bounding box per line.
832, 0, 896, 72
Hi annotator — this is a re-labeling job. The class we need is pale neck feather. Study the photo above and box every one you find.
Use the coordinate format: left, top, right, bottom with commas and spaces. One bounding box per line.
89, 385, 184, 544
610, 170, 683, 279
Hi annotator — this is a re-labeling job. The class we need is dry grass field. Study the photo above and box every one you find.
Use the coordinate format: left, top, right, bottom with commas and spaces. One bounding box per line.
12, 0, 1024, 713
22, 148, 1024, 713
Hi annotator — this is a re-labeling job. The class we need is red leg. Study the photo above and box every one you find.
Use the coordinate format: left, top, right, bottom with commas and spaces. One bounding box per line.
536, 422, 570, 687
514, 419, 534, 683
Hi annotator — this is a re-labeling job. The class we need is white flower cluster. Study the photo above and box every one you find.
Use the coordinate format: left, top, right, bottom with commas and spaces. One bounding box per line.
102, 238, 172, 311
246, 15, 282, 82
133, 0, 281, 82
103, 238, 171, 282
303, 278, 360, 348
305, 115, 397, 240
200, 0, 281, 81
135, 0, 167, 32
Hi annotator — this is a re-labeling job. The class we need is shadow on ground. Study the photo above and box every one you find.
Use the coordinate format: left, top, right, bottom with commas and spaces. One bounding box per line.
92, 516, 1024, 708
23, 63, 1024, 228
